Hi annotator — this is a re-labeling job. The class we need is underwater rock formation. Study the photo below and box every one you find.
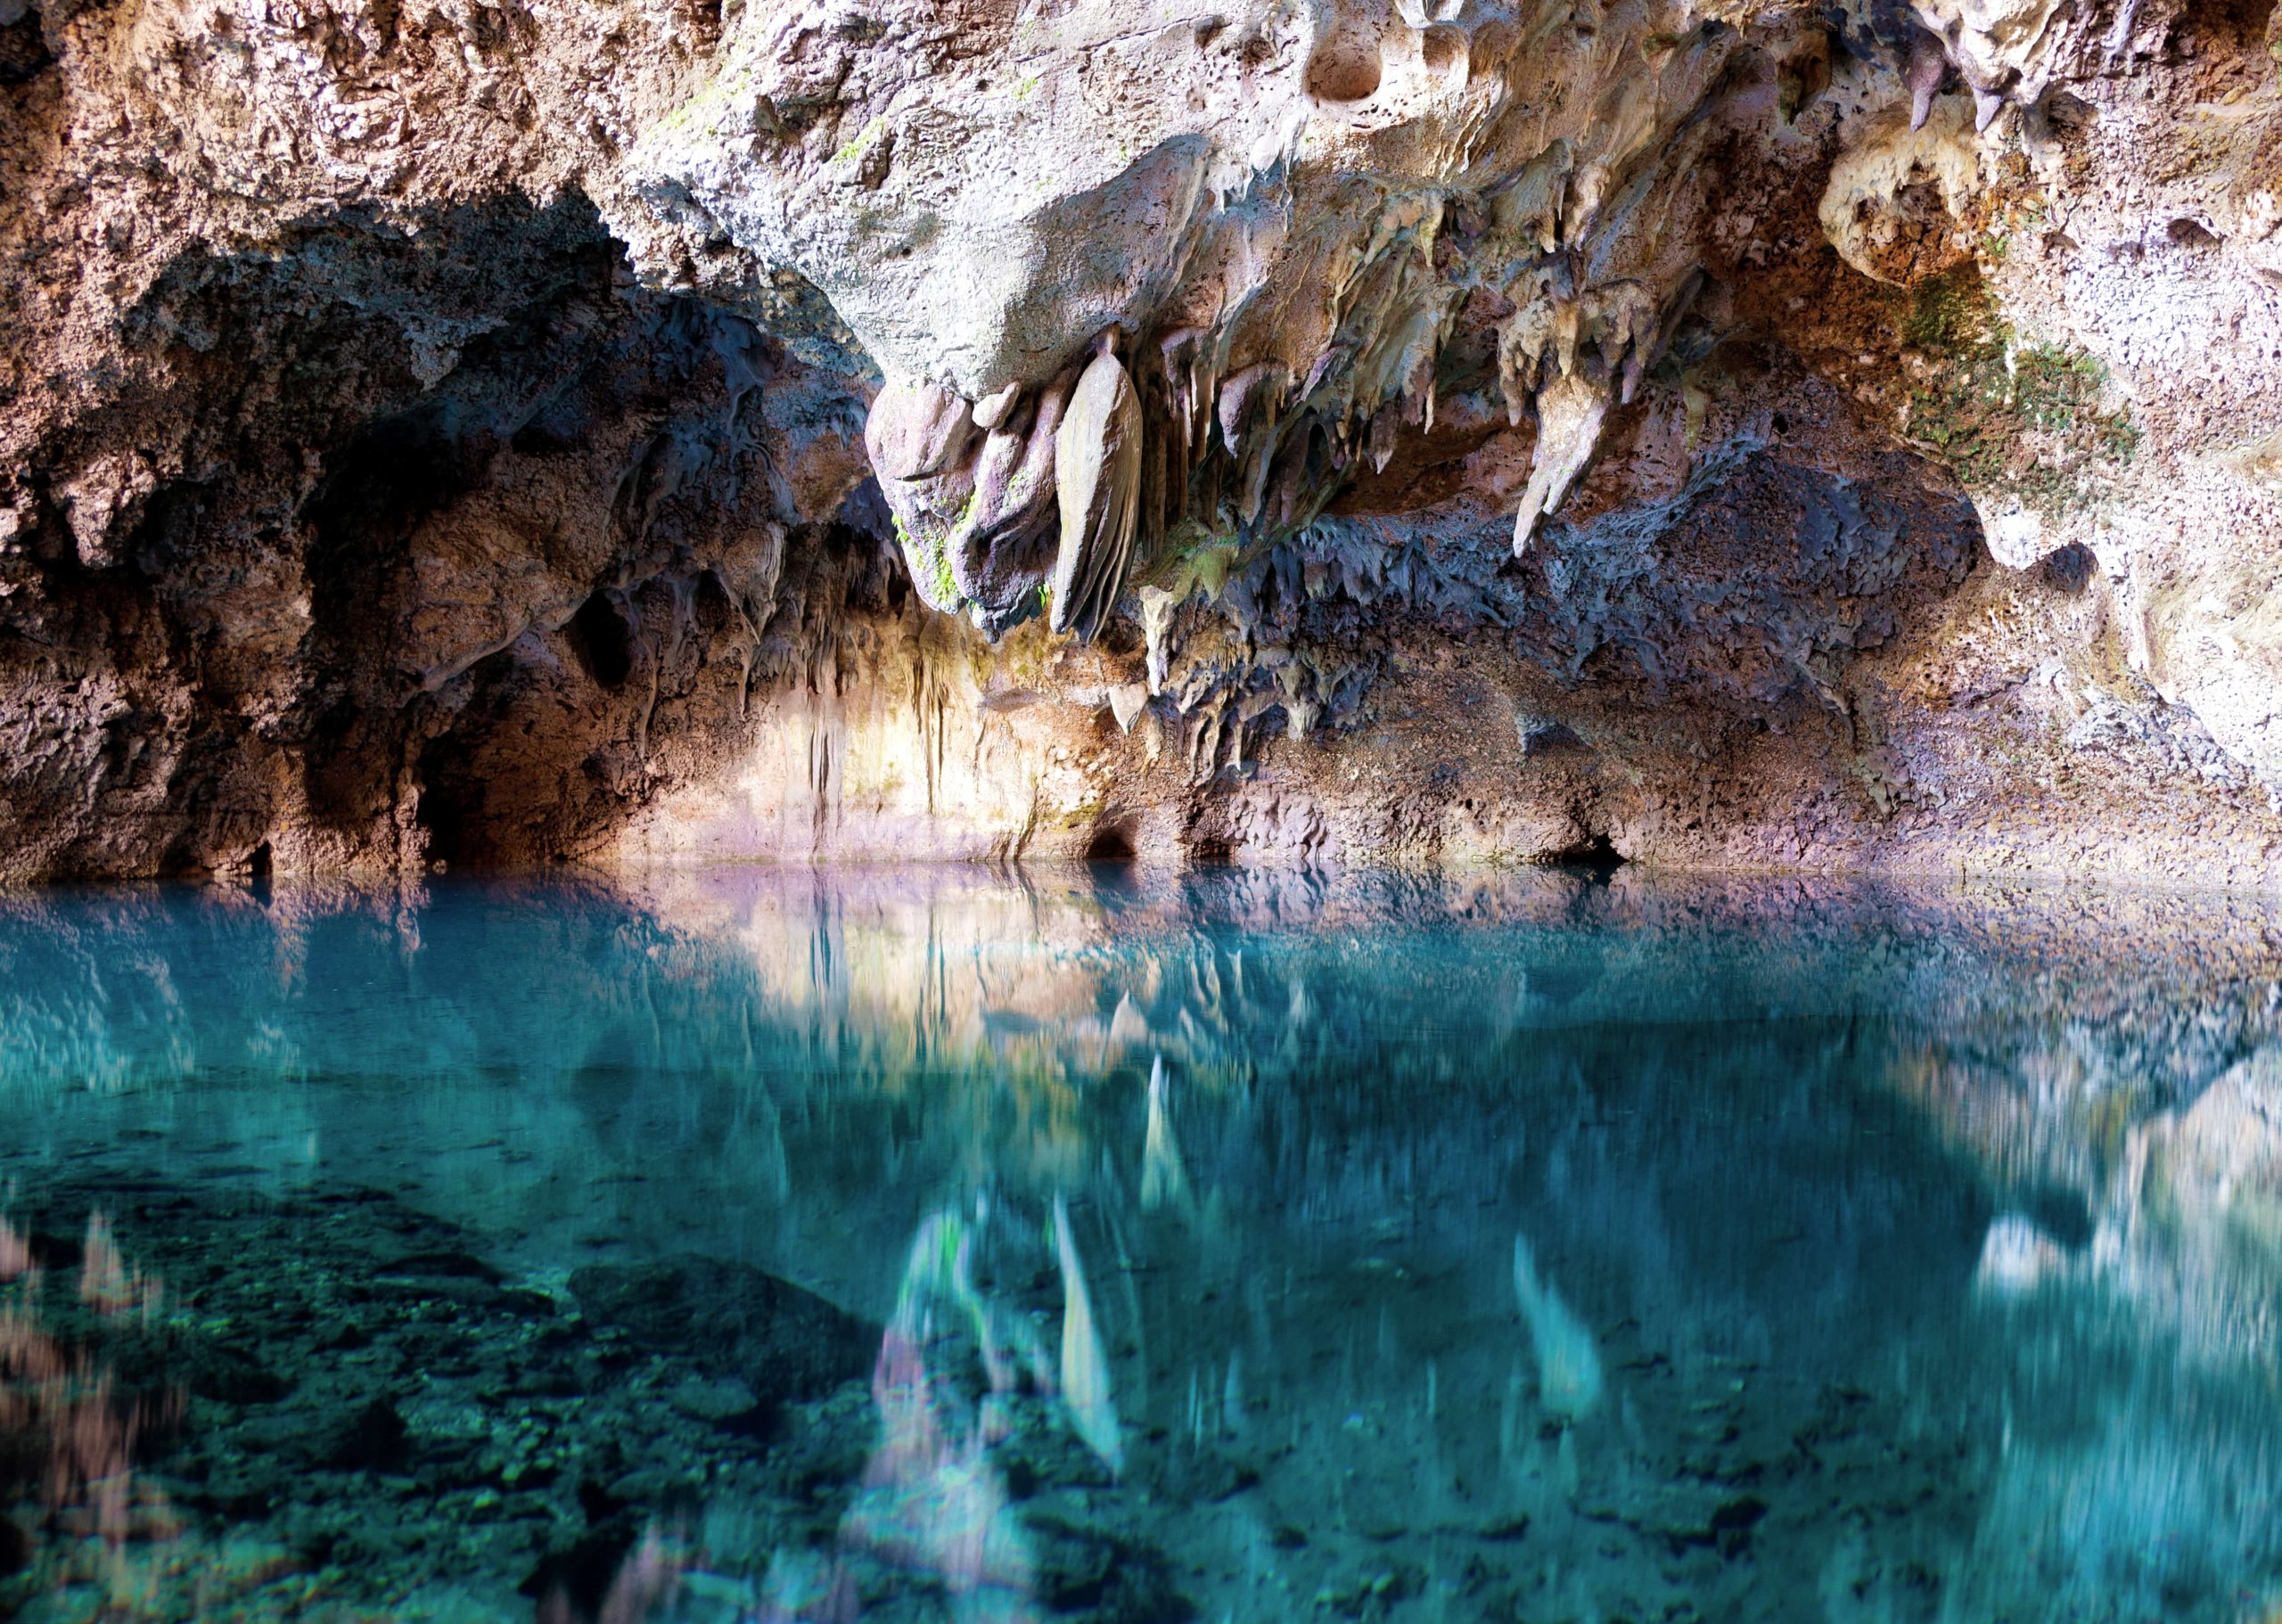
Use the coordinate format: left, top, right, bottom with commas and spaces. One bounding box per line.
2, 0, 2279, 878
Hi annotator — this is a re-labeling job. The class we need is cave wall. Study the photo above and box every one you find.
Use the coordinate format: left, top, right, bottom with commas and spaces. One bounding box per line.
3, 0, 2279, 882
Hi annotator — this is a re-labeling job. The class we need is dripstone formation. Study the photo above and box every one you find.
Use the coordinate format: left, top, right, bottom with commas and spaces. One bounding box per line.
4, 0, 2279, 879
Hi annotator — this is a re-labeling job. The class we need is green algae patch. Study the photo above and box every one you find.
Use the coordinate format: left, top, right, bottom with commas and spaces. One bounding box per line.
892, 512, 965, 614
1147, 521, 1250, 602
1897, 268, 2138, 514
832, 115, 890, 170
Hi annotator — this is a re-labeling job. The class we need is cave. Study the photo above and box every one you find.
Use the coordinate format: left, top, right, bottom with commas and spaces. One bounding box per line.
4, 0, 2282, 1613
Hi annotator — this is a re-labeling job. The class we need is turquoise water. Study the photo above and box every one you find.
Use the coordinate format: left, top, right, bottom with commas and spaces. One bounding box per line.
1, 867, 2279, 1623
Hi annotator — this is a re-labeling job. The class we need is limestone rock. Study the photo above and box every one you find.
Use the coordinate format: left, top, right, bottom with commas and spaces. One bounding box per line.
0, 0, 2278, 880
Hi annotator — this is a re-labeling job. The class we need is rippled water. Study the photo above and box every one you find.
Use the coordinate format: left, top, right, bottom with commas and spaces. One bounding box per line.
1, 867, 2279, 1623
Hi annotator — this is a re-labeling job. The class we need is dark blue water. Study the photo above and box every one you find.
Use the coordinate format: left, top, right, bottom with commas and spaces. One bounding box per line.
0, 867, 2278, 1623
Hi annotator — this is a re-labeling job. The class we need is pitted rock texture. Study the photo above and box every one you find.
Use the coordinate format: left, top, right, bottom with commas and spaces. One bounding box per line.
1, 0, 2279, 882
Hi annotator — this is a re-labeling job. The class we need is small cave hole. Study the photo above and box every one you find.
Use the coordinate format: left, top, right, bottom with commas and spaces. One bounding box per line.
1306, 25, 1385, 103
2166, 217, 2221, 250
1771, 410, 1793, 436
2040, 541, 2097, 594
1421, 24, 1466, 75
2036, 89, 2097, 135
2167, 0, 2276, 57
246, 840, 273, 881
568, 590, 636, 690
1550, 832, 1625, 876
1084, 823, 1138, 866
0, 8, 55, 86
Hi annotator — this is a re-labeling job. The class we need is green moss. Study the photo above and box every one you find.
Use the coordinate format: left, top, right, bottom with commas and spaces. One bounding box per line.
891, 515, 956, 606
833, 116, 889, 169
1898, 269, 2138, 513
1147, 522, 1246, 600
1055, 799, 1108, 831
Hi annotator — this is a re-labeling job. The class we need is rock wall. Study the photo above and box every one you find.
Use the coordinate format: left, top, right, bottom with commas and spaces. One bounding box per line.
3, 0, 2278, 881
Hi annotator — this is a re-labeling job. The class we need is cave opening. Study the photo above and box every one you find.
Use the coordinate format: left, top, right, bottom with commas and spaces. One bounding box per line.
414, 732, 481, 872
1083, 822, 1138, 865
2170, 0, 2277, 56
1552, 832, 1626, 877
568, 590, 637, 690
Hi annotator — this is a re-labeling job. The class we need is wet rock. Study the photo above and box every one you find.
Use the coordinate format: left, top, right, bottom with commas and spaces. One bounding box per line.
1316, 1562, 1425, 1620
997, 1393, 1120, 1497
1708, 1493, 1770, 1554
1024, 1513, 1194, 1623
1149, 1446, 1259, 1505
519, 1524, 639, 1621
376, 1250, 507, 1283
669, 1374, 765, 1427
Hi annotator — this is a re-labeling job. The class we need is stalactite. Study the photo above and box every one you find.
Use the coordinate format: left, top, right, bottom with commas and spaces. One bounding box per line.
1049, 333, 1145, 644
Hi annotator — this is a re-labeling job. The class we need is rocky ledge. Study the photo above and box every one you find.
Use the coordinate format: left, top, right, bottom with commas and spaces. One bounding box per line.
2, 0, 2279, 881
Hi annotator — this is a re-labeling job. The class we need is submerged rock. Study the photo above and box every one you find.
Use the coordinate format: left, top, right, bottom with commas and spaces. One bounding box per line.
568, 1256, 878, 1408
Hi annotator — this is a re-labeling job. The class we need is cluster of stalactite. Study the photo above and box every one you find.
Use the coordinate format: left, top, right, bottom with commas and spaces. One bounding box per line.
793, 0, 2129, 734
862, 177, 1718, 650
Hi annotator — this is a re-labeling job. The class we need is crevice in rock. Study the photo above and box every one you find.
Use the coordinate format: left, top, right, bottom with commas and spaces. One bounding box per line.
414, 727, 483, 873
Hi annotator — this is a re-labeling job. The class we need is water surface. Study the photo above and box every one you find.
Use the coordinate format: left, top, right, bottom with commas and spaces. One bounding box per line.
1, 867, 2278, 1623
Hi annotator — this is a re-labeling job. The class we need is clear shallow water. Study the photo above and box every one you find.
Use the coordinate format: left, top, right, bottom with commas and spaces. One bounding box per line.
1, 868, 2280, 1623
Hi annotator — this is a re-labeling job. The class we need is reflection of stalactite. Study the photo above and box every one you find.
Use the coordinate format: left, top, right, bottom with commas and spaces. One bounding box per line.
1054, 1194, 1125, 1476
0, 1211, 182, 1554
1142, 1055, 1194, 1216
1514, 1231, 1603, 1424
763, 1206, 1045, 1622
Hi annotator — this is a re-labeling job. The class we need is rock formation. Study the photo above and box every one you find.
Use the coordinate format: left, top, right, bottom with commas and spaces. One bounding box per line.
2, 0, 2278, 880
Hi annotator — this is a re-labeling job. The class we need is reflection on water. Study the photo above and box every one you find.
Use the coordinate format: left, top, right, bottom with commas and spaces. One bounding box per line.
0, 867, 2279, 1621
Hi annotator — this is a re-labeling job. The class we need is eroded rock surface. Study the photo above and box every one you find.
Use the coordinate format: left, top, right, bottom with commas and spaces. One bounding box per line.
2, 0, 2278, 879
